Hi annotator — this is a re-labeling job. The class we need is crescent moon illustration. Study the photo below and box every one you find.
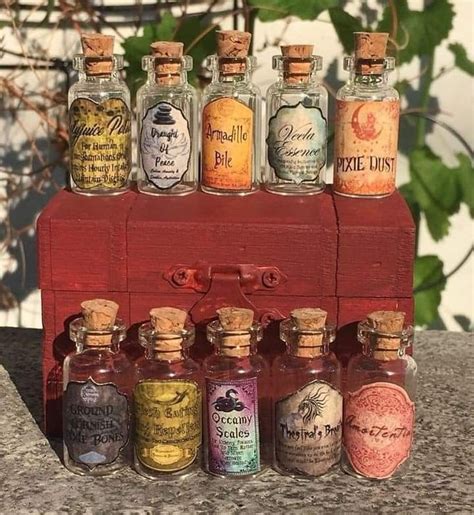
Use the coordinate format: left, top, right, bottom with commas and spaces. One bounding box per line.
351, 104, 382, 141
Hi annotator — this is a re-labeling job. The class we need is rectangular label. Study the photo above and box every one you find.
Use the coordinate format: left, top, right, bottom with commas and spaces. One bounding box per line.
206, 377, 259, 475
333, 99, 399, 196
202, 97, 253, 191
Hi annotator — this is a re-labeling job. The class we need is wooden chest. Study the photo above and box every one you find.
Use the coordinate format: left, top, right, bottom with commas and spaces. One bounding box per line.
37, 187, 414, 435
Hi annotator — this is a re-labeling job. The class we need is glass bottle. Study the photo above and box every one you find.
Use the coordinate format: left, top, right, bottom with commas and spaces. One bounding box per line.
133, 308, 202, 480
68, 33, 131, 196
265, 45, 328, 195
342, 311, 416, 480
203, 307, 270, 478
201, 30, 261, 195
137, 41, 198, 196
62, 299, 134, 476
272, 308, 341, 478
333, 32, 399, 198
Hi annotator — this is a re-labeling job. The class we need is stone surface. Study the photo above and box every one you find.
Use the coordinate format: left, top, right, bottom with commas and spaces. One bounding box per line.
0, 328, 472, 513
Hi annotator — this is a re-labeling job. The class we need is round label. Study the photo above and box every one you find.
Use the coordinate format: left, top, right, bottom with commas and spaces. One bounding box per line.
343, 382, 415, 479
267, 102, 327, 184
140, 102, 191, 190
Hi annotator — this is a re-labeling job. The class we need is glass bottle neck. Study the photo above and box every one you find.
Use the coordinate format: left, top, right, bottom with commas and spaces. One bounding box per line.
212, 70, 250, 84
145, 347, 188, 362
82, 341, 118, 352
350, 72, 389, 88
147, 69, 188, 86
79, 71, 120, 83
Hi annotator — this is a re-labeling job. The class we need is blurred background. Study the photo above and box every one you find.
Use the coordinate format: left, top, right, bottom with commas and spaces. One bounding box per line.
0, 0, 472, 330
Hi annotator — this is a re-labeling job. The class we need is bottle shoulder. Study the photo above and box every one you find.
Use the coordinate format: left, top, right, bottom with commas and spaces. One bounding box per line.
134, 356, 200, 381
347, 353, 417, 378
273, 352, 340, 374
203, 80, 260, 100
336, 82, 399, 102
204, 353, 268, 376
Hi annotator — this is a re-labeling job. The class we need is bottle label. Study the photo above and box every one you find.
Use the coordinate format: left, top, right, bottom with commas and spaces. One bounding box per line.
202, 98, 253, 190
63, 378, 129, 469
134, 379, 201, 472
343, 382, 415, 479
267, 102, 327, 184
206, 377, 259, 475
69, 97, 131, 190
333, 99, 400, 196
140, 102, 191, 190
275, 380, 342, 476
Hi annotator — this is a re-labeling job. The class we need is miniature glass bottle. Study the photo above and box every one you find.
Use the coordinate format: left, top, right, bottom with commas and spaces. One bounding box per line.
342, 311, 416, 480
203, 307, 270, 478
62, 299, 134, 476
201, 30, 261, 195
333, 32, 399, 198
134, 308, 202, 479
68, 34, 132, 195
137, 41, 198, 195
265, 45, 328, 195
273, 308, 342, 477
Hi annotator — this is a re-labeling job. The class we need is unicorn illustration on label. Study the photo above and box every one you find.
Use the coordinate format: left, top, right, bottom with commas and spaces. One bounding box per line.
212, 389, 246, 412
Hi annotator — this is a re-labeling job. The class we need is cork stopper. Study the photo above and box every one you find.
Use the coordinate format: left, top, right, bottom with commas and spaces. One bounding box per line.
216, 307, 254, 357
81, 33, 114, 76
290, 308, 327, 358
353, 32, 388, 74
80, 299, 119, 346
216, 30, 251, 75
150, 41, 184, 85
281, 45, 313, 83
366, 310, 406, 361
149, 307, 188, 360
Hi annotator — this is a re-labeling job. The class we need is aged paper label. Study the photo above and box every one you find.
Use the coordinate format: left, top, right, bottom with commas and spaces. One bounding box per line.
343, 382, 415, 479
202, 98, 253, 190
134, 379, 201, 472
140, 102, 191, 190
275, 380, 342, 476
206, 378, 259, 475
69, 97, 131, 190
333, 99, 399, 196
267, 102, 327, 184
63, 379, 130, 469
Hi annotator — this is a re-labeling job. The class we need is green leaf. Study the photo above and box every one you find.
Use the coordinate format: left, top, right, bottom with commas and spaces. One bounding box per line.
409, 146, 461, 241
175, 18, 219, 85
454, 153, 474, 216
378, 0, 454, 65
399, 182, 421, 228
122, 13, 178, 97
328, 7, 365, 54
250, 0, 338, 22
122, 13, 219, 94
414, 255, 446, 327
449, 43, 474, 76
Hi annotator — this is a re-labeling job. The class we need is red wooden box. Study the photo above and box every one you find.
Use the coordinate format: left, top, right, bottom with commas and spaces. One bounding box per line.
38, 187, 414, 435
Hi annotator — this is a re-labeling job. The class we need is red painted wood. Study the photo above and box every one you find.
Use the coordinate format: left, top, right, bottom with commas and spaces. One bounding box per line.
127, 188, 337, 297
39, 188, 414, 434
334, 191, 415, 297
37, 189, 136, 291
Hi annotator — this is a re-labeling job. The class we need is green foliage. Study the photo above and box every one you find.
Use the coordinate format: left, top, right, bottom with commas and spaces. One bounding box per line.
378, 0, 454, 65
250, 0, 338, 22
449, 43, 474, 76
414, 255, 446, 327
328, 8, 365, 53
455, 153, 474, 217
122, 13, 218, 96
